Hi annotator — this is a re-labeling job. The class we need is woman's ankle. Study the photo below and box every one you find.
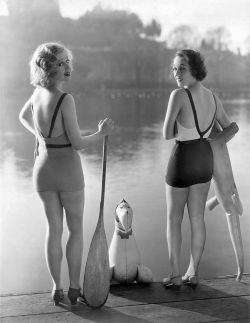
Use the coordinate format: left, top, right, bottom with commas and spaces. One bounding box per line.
69, 282, 81, 289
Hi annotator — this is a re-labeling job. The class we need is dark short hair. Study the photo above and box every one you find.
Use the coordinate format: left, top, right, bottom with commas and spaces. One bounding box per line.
173, 49, 207, 81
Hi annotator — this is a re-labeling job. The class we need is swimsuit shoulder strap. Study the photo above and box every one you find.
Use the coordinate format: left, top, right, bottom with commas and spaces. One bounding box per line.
201, 92, 217, 136
48, 93, 67, 138
212, 92, 218, 113
184, 88, 202, 136
185, 88, 217, 137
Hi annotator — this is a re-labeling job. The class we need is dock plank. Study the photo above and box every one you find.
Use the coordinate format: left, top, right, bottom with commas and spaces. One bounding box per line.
1, 275, 249, 323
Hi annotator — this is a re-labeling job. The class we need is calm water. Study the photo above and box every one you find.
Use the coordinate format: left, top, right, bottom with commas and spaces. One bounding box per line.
0, 89, 249, 294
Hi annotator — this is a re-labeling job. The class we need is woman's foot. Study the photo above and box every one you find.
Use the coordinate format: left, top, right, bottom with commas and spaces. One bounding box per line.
182, 274, 199, 289
163, 275, 182, 289
67, 287, 84, 305
51, 289, 64, 305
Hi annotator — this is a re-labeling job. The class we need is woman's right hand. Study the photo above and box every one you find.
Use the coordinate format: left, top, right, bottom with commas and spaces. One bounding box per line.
98, 118, 115, 136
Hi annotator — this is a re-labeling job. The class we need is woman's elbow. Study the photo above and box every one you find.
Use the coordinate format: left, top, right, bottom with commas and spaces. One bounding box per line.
70, 138, 87, 151
163, 131, 172, 140
71, 142, 84, 150
162, 127, 168, 140
19, 110, 23, 121
19, 112, 26, 125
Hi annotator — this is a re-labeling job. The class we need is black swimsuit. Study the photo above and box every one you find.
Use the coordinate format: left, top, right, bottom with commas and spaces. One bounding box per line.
166, 89, 217, 188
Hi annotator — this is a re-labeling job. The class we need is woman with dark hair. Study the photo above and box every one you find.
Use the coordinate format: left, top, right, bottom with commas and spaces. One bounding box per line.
19, 42, 114, 305
162, 49, 238, 288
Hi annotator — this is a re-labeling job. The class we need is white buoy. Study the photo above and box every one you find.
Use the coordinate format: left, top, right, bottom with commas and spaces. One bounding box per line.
109, 199, 154, 284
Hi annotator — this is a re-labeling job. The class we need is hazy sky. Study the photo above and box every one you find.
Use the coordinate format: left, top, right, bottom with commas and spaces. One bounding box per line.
0, 0, 249, 52
58, 0, 250, 52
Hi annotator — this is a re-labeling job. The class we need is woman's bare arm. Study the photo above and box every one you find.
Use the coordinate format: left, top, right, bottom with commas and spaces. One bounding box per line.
19, 99, 36, 135
61, 94, 113, 150
163, 89, 182, 140
214, 95, 232, 128
211, 95, 239, 142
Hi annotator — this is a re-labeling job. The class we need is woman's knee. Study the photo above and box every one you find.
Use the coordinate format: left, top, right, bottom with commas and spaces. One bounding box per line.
167, 211, 183, 227
190, 216, 206, 232
47, 222, 63, 238
66, 212, 83, 235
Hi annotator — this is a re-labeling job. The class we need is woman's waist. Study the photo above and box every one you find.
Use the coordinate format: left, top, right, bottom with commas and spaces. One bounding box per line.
37, 135, 72, 149
38, 132, 71, 145
176, 133, 210, 142
175, 137, 210, 145
176, 122, 212, 141
36, 144, 79, 157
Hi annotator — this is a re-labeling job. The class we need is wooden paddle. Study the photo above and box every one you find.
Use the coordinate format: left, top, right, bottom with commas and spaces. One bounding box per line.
83, 135, 110, 308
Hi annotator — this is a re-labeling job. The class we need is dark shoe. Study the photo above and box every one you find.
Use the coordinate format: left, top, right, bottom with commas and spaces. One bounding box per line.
68, 288, 84, 305
163, 275, 182, 289
182, 274, 199, 289
52, 289, 64, 305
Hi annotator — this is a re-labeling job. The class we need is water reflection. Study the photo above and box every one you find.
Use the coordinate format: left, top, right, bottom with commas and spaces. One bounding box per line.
0, 92, 249, 294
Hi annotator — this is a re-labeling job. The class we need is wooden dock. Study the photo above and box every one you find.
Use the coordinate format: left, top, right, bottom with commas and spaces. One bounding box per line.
1, 274, 249, 322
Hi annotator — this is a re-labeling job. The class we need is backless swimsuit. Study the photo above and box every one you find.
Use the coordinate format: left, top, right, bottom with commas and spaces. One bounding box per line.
166, 88, 217, 188
32, 93, 84, 192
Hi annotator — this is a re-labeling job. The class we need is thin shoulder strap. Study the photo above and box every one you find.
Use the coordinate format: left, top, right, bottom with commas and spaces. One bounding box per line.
202, 92, 217, 135
212, 93, 218, 113
184, 88, 202, 137
48, 93, 67, 138
185, 88, 217, 137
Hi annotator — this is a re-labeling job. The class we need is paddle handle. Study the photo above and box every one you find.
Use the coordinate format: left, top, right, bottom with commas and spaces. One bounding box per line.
206, 196, 219, 211
99, 136, 108, 216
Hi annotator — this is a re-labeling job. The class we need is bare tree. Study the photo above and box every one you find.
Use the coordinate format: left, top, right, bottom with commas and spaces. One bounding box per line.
243, 35, 250, 55
143, 19, 161, 39
166, 25, 201, 49
203, 26, 232, 51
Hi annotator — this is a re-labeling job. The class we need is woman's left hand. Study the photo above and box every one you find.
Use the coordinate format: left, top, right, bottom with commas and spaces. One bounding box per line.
98, 118, 115, 136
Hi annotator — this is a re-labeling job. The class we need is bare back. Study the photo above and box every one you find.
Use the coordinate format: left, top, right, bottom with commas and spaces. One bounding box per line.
31, 88, 66, 138
177, 86, 216, 131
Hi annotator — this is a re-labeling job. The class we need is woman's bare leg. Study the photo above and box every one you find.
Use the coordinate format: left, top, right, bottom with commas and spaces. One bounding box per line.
38, 191, 64, 290
186, 182, 210, 276
60, 190, 84, 289
165, 184, 188, 277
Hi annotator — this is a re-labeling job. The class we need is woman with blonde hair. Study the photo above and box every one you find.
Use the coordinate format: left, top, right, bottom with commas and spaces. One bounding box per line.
19, 42, 114, 305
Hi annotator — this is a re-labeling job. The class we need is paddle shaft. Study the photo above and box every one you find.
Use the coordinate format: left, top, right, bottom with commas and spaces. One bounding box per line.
99, 136, 108, 216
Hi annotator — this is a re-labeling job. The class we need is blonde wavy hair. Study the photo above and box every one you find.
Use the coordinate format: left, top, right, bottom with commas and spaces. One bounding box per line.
29, 42, 73, 88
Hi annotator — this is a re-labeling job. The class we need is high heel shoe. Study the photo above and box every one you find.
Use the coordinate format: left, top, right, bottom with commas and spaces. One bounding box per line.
182, 274, 199, 289
68, 288, 84, 305
51, 289, 64, 305
163, 275, 182, 289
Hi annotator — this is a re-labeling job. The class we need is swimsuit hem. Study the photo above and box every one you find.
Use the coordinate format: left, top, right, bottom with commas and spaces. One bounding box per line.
165, 178, 212, 188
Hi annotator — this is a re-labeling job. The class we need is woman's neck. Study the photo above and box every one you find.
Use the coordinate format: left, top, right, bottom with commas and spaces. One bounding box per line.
185, 81, 201, 91
46, 82, 64, 92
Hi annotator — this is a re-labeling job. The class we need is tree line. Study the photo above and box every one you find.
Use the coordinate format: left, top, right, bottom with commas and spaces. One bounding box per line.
0, 2, 249, 92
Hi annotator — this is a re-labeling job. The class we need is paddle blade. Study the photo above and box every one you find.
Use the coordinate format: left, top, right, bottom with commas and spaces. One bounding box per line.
83, 218, 110, 308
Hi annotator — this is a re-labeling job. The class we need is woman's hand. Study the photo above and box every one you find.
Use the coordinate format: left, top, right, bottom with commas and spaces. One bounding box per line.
209, 122, 239, 144
98, 118, 115, 136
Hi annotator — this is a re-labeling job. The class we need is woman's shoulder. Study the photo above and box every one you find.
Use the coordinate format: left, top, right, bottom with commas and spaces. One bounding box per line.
206, 88, 223, 108
60, 92, 76, 115
61, 92, 74, 106
170, 87, 186, 95
169, 88, 187, 103
204, 87, 219, 100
